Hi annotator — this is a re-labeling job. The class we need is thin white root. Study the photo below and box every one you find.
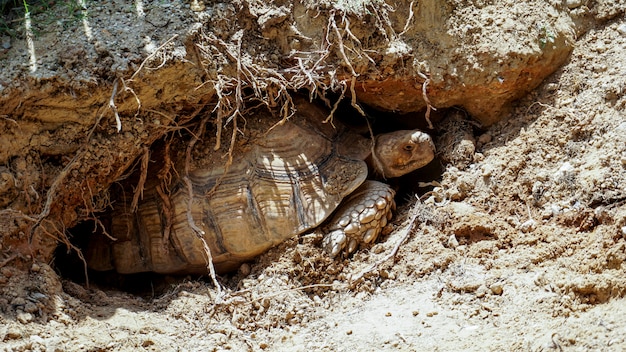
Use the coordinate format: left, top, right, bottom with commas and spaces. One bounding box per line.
399, 1, 416, 36
349, 202, 421, 286
182, 114, 224, 296
109, 79, 122, 132
350, 76, 366, 116
330, 14, 357, 77
418, 70, 436, 129
130, 34, 179, 81
130, 147, 150, 212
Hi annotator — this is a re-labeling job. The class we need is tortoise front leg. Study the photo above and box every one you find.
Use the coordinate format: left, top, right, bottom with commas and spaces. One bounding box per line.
322, 180, 396, 258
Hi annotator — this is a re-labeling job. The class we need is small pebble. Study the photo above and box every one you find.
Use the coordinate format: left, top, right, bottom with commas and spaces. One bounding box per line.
475, 284, 489, 298
1, 36, 11, 50
189, 0, 205, 11
545, 82, 559, 92
16, 311, 34, 324
346, 330, 353, 335
477, 133, 492, 145
5, 325, 23, 339
238, 263, 251, 276
617, 24, 626, 36
594, 44, 607, 53
565, 0, 582, 8
372, 244, 385, 254
29, 292, 47, 301
592, 63, 607, 72
447, 234, 459, 248
24, 302, 38, 314
519, 219, 537, 233
379, 269, 395, 280
490, 283, 504, 295
11, 297, 26, 306
261, 298, 270, 309
31, 263, 41, 272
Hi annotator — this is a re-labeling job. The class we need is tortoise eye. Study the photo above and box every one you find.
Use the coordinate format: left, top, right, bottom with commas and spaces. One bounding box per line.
403, 144, 414, 151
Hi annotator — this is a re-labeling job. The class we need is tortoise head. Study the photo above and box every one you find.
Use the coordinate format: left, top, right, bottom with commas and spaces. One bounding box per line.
372, 130, 435, 178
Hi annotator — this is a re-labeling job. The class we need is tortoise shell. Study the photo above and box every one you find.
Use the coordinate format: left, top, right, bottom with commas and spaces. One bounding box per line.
87, 99, 376, 274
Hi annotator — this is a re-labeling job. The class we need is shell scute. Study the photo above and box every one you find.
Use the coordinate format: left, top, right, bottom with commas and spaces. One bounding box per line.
91, 99, 369, 274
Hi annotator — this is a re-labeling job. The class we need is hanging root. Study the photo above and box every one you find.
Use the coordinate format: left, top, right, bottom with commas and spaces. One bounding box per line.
38, 218, 91, 288
108, 79, 122, 132
399, 1, 416, 36
328, 14, 357, 77
180, 113, 224, 294
418, 69, 436, 129
348, 197, 425, 287
31, 150, 85, 243
155, 138, 176, 244
130, 146, 150, 212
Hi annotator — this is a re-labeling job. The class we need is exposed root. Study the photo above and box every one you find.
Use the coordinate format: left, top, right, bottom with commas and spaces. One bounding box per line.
108, 34, 178, 132
399, 1, 416, 36
38, 218, 90, 288
108, 79, 122, 132
328, 13, 357, 77
129, 34, 179, 81
366, 1, 396, 40
130, 146, 150, 212
1, 115, 20, 128
154, 185, 173, 247
155, 138, 176, 244
349, 76, 366, 116
80, 182, 115, 241
419, 181, 450, 207
31, 151, 84, 241
119, 78, 142, 119
199, 235, 224, 300
181, 114, 224, 296
225, 112, 239, 167
418, 69, 436, 129
0, 254, 18, 269
323, 80, 347, 125
348, 199, 423, 287
183, 113, 209, 228
194, 4, 389, 130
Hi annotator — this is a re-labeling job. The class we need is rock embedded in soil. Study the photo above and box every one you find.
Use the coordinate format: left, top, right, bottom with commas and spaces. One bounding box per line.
490, 283, 504, 295
340, 1, 576, 125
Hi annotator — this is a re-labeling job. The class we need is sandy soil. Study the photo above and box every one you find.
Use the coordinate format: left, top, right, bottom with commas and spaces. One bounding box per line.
1, 0, 626, 351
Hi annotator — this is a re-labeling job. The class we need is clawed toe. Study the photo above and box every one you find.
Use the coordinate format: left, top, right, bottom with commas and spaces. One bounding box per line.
322, 230, 346, 258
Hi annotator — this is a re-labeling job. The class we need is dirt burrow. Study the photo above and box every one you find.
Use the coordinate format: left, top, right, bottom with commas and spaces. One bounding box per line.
1, 0, 626, 351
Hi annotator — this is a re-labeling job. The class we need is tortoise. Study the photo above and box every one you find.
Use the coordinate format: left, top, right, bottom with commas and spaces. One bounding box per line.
86, 98, 435, 275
